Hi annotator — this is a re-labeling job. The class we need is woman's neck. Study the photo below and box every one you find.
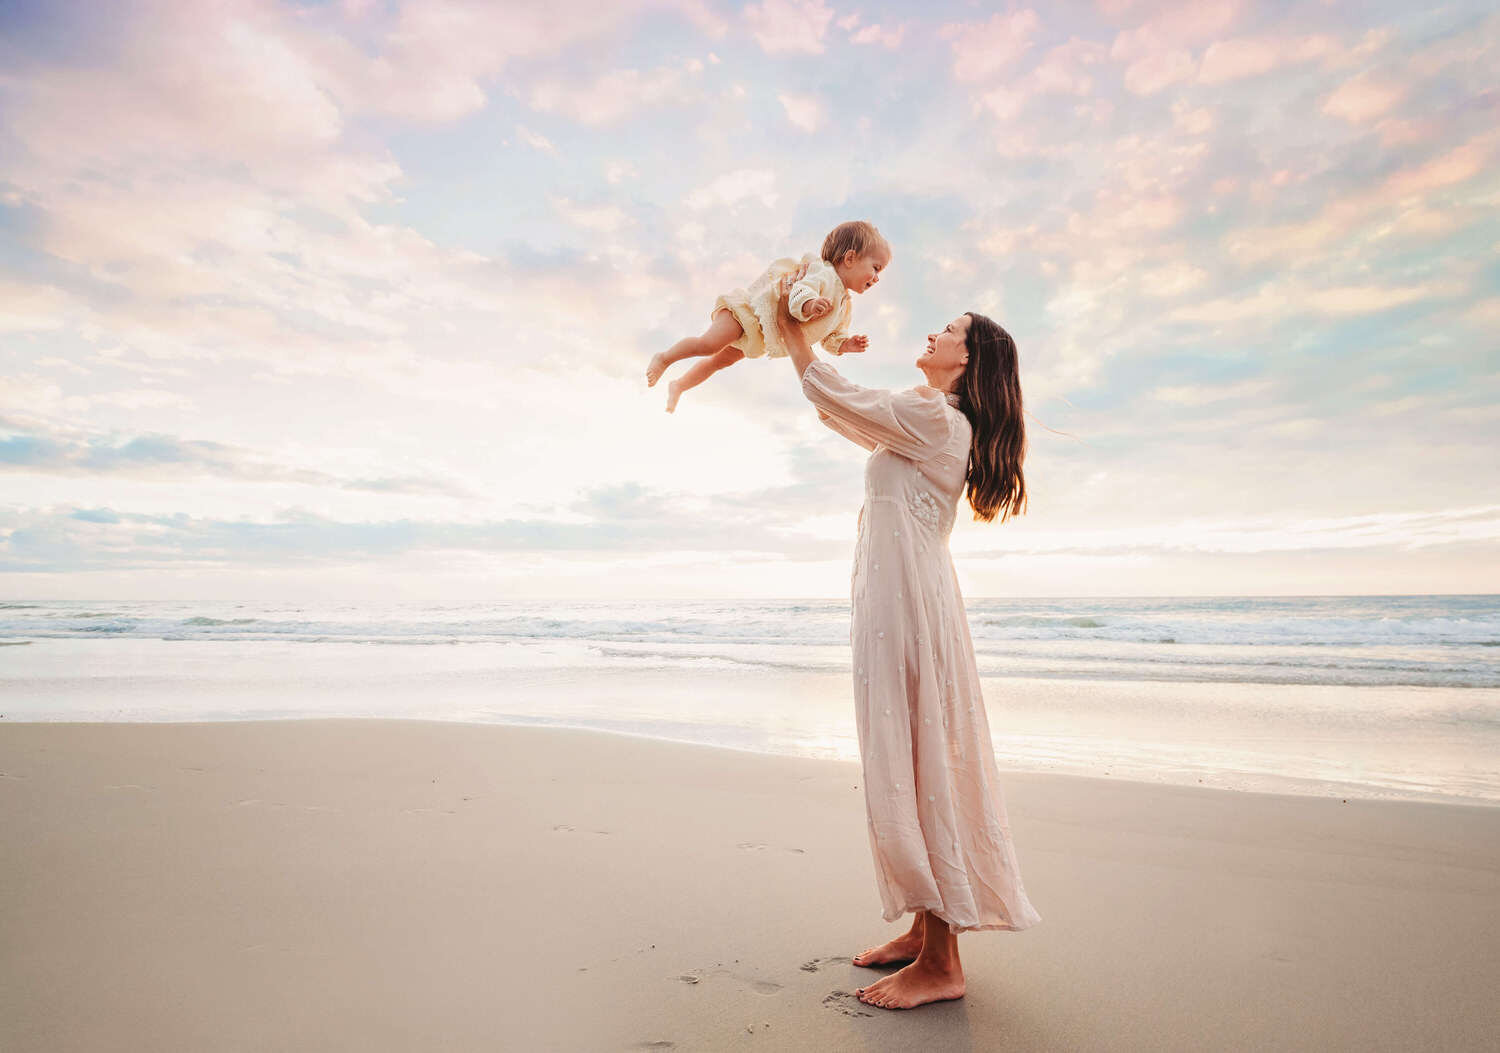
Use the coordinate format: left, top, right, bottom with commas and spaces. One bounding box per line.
920, 364, 964, 394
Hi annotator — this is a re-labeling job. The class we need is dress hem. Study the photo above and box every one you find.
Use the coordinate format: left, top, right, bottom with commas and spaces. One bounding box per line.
882, 904, 1040, 935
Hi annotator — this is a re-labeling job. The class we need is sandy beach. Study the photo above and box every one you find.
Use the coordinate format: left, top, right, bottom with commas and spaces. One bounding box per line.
2, 718, 1498, 1051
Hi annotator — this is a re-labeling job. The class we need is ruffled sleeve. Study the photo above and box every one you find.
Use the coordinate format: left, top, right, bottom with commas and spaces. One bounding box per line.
786, 257, 833, 322
819, 296, 853, 355
800, 359, 953, 460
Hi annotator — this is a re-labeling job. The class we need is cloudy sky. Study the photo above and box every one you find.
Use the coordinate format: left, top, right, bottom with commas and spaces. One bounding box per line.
1, 0, 1496, 601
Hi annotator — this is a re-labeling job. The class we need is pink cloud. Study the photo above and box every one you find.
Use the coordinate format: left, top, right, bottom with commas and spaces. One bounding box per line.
530, 62, 701, 125
851, 22, 906, 49
778, 92, 826, 132
1031, 39, 1109, 96
1109, 0, 1240, 61
1385, 139, 1492, 197
1225, 132, 1492, 270
1172, 275, 1463, 326
1121, 50, 1196, 95
744, 0, 834, 55
1198, 34, 1339, 83
1322, 72, 1404, 122
945, 10, 1042, 82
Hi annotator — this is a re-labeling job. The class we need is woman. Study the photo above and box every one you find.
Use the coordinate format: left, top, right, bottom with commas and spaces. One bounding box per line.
774, 280, 1042, 1011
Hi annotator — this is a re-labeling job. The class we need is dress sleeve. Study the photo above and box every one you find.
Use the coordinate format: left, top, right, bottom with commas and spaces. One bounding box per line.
819, 295, 853, 355
800, 359, 953, 460
786, 259, 833, 322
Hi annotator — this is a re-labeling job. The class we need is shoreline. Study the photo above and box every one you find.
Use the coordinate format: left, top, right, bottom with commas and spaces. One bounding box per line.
4, 718, 1499, 1050
6, 710, 1498, 810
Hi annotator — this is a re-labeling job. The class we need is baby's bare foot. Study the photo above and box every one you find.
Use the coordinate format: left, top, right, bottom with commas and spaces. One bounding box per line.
852, 934, 923, 968
665, 380, 685, 413
646, 352, 669, 387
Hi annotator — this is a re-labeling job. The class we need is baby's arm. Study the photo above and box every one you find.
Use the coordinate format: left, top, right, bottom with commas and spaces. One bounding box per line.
820, 298, 861, 355
787, 259, 835, 322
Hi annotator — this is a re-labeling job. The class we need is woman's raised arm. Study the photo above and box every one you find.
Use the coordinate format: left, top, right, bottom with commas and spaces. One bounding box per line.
778, 276, 953, 460
773, 274, 818, 380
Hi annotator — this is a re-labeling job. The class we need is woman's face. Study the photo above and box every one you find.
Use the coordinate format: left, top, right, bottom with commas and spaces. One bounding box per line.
919, 313, 970, 374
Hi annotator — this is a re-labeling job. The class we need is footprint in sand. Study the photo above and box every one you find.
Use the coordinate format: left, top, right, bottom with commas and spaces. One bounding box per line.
553, 824, 612, 835
800, 956, 851, 973
736, 841, 806, 855
674, 965, 782, 995
822, 990, 875, 1018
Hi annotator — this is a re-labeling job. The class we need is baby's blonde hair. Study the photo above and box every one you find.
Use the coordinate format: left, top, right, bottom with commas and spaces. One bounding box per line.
821, 220, 888, 265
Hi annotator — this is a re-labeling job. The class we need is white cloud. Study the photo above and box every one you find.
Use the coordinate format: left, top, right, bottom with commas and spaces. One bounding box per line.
684, 169, 778, 211
310, 0, 723, 123
0, 281, 72, 333
529, 62, 699, 125
1151, 378, 1272, 405
850, 22, 906, 49
1109, 1, 1241, 62
945, 10, 1041, 82
962, 505, 1500, 556
604, 160, 638, 184
1322, 72, 1404, 122
744, 0, 835, 55
1171, 99, 1214, 135
1031, 39, 1108, 96
1198, 34, 1338, 84
1121, 49, 1196, 95
1170, 280, 1450, 324
778, 92, 826, 132
549, 196, 633, 234
515, 124, 556, 154
3, 0, 1495, 599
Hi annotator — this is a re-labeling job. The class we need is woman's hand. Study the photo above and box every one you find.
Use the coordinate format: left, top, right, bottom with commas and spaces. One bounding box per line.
774, 276, 799, 331
775, 275, 817, 377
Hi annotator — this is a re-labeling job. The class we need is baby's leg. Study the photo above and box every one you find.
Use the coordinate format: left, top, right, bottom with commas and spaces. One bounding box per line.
647, 310, 743, 387
665, 345, 745, 413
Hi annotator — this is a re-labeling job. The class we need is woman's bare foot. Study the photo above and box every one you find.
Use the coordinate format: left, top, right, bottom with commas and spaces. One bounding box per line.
851, 933, 923, 968
855, 961, 966, 1010
664, 379, 685, 413
646, 352, 670, 387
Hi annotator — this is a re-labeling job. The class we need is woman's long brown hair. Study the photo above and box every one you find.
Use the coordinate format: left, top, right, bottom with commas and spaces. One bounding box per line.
954, 313, 1027, 523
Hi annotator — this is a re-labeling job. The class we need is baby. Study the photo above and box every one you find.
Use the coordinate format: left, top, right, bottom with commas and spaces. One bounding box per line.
646, 220, 891, 412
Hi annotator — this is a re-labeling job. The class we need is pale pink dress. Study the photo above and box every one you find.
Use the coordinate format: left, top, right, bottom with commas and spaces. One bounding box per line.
801, 359, 1043, 935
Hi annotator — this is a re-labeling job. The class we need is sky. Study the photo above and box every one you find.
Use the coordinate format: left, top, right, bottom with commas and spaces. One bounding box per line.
1, 0, 1497, 602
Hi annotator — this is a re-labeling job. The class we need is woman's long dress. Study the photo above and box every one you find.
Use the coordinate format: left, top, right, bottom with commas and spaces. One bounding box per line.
801, 359, 1042, 935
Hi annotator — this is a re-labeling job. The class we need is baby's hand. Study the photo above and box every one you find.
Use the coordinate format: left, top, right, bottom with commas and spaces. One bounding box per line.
804, 297, 832, 320
842, 334, 869, 354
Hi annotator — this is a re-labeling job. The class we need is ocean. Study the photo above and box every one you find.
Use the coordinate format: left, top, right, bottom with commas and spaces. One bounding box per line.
3, 595, 1498, 806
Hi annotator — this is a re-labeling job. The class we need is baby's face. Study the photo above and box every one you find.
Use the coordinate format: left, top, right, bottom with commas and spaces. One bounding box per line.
841, 246, 890, 294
